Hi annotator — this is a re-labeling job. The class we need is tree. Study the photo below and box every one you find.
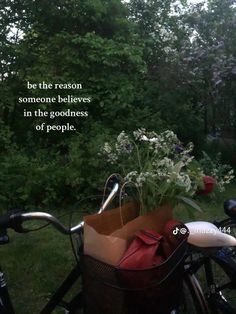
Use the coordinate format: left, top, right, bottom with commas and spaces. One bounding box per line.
180, 0, 236, 137
0, 0, 148, 207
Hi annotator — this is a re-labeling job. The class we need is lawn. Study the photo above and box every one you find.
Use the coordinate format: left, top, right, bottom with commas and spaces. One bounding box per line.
175, 181, 236, 223
1, 182, 236, 313
0, 209, 85, 314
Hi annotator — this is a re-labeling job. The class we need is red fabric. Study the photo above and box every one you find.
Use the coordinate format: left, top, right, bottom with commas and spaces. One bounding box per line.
118, 221, 189, 269
118, 229, 165, 269
117, 221, 189, 292
198, 176, 216, 195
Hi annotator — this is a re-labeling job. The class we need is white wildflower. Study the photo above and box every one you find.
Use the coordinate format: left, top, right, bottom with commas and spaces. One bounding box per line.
116, 131, 133, 154
125, 171, 138, 182
133, 128, 147, 141
103, 142, 112, 154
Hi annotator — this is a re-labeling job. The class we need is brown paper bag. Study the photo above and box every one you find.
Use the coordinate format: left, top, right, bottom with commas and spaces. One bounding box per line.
83, 202, 173, 266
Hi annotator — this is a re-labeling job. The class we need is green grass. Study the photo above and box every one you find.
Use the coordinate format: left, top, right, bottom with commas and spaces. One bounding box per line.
1, 183, 236, 313
175, 181, 236, 223
0, 210, 83, 314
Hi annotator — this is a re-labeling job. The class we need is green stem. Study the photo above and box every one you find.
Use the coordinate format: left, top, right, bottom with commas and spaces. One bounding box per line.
132, 140, 142, 172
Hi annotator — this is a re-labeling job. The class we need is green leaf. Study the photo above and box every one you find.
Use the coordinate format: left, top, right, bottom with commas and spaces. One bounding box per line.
177, 196, 203, 212
186, 207, 195, 220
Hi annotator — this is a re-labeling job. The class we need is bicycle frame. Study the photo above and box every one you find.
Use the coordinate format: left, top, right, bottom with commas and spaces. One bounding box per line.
41, 264, 82, 314
0, 268, 15, 314
186, 240, 236, 314
0, 183, 119, 314
0, 253, 84, 314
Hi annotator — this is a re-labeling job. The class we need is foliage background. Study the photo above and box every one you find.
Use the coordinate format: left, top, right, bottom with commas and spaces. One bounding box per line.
1, 0, 236, 209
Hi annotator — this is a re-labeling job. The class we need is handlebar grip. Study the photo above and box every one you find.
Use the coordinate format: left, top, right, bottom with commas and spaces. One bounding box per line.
0, 212, 24, 233
0, 212, 13, 229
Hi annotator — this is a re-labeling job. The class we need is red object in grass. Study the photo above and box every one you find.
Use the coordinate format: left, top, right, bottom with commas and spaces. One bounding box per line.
198, 176, 216, 195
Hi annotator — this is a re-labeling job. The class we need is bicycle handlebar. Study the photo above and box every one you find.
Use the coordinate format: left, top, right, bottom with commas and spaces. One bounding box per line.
21, 212, 81, 234
0, 183, 119, 235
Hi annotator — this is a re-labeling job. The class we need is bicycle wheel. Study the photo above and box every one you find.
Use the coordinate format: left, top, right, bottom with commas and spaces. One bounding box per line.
191, 248, 236, 313
201, 255, 236, 314
212, 220, 236, 313
178, 273, 210, 314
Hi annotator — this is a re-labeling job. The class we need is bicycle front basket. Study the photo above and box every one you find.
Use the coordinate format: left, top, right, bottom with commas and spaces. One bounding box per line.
80, 238, 187, 314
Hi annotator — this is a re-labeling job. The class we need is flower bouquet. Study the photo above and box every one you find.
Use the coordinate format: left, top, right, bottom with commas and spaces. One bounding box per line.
101, 129, 206, 215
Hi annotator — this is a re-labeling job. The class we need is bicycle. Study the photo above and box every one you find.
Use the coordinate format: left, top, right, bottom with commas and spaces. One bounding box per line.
182, 198, 236, 314
0, 182, 236, 314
